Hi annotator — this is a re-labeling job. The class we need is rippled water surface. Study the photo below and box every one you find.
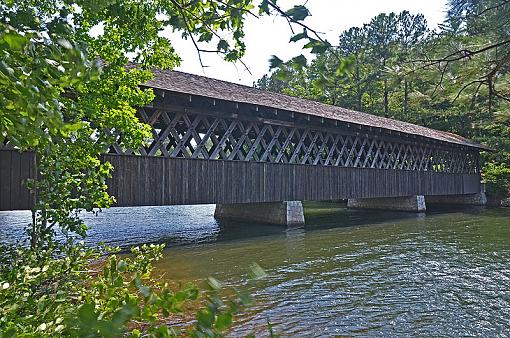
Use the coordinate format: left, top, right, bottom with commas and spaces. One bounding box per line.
2, 204, 510, 336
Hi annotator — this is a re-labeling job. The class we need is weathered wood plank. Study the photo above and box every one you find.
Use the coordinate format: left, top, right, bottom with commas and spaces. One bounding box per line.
0, 150, 36, 210
0, 151, 12, 210
19, 152, 32, 208
0, 149, 482, 211
10, 152, 21, 209
102, 155, 482, 207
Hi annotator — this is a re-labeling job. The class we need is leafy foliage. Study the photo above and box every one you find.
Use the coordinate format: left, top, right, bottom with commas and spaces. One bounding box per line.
0, 243, 251, 337
483, 162, 510, 198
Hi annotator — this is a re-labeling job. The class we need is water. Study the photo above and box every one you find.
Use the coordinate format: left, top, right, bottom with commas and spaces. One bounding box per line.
1, 203, 510, 336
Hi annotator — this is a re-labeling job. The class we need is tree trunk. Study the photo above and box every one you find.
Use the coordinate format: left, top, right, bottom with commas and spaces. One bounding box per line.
404, 80, 409, 116
30, 210, 37, 249
382, 58, 389, 115
356, 63, 362, 111
384, 79, 389, 115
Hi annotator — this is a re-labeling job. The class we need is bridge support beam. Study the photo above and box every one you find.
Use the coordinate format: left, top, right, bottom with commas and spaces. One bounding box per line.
214, 201, 305, 226
347, 195, 426, 212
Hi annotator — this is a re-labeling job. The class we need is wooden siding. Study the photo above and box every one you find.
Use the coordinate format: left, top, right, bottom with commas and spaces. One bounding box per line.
0, 150, 35, 211
0, 150, 481, 210
104, 154, 481, 207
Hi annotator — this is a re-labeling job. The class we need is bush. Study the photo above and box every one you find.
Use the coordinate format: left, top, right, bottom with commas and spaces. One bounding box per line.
483, 162, 510, 198
0, 242, 250, 337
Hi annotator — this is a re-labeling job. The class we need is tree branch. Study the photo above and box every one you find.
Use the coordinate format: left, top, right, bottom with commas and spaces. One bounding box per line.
452, 79, 486, 103
169, 0, 253, 74
216, 0, 259, 18
410, 38, 510, 66
171, 0, 208, 68
474, 0, 510, 17
431, 62, 449, 97
265, 0, 327, 45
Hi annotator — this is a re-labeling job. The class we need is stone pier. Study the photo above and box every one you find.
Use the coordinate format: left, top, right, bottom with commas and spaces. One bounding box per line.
426, 193, 487, 206
214, 201, 305, 226
426, 184, 487, 206
347, 195, 426, 212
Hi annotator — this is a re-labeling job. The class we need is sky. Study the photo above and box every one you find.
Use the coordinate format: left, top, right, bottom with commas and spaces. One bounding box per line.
164, 0, 449, 86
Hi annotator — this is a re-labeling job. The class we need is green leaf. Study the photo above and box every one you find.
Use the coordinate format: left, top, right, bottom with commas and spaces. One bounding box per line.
217, 39, 229, 51
274, 68, 291, 81
249, 263, 268, 279
138, 284, 151, 298
111, 301, 138, 327
3, 32, 28, 50
215, 313, 232, 331
259, 0, 270, 14
117, 259, 127, 272
57, 38, 73, 49
197, 310, 214, 327
303, 39, 331, 54
285, 5, 310, 21
335, 57, 354, 76
207, 277, 223, 290
290, 31, 308, 43
78, 303, 98, 327
269, 55, 283, 69
290, 55, 307, 70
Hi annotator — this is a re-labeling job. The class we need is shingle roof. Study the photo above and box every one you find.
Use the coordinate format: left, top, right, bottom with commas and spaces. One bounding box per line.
144, 69, 489, 150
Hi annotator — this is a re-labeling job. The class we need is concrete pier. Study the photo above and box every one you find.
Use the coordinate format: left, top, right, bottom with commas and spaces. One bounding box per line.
426, 184, 487, 206
214, 201, 305, 226
426, 193, 487, 206
347, 195, 426, 212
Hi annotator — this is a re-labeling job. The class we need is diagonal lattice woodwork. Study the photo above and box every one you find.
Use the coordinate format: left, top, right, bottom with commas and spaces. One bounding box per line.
107, 109, 480, 174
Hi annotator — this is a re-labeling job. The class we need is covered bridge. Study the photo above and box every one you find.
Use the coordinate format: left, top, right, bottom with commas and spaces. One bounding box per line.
0, 69, 488, 224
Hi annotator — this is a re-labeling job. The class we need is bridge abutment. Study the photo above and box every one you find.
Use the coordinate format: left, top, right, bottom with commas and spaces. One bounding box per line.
214, 201, 305, 226
347, 195, 427, 212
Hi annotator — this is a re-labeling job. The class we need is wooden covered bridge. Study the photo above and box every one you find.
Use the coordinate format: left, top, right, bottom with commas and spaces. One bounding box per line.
0, 69, 488, 224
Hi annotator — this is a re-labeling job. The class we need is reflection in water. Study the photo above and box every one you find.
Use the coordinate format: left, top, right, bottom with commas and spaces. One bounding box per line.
155, 204, 510, 337
284, 226, 306, 259
0, 205, 221, 248
1, 203, 510, 336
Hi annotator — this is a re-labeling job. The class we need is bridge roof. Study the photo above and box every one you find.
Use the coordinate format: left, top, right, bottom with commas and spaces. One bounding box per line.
144, 69, 489, 150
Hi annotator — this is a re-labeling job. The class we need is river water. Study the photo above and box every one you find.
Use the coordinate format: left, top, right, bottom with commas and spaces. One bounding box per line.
1, 203, 509, 336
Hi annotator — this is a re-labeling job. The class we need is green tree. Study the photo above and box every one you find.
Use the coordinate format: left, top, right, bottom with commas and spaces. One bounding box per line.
338, 27, 371, 111
415, 0, 510, 194
258, 11, 429, 119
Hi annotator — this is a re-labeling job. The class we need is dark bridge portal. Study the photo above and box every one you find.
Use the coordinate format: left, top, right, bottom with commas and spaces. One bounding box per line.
0, 70, 488, 222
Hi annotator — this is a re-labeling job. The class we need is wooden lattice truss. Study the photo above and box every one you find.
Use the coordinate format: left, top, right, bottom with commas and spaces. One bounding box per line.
106, 110, 479, 174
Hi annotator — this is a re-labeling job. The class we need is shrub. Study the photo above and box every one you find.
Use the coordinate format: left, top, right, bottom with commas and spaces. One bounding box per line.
0, 242, 250, 337
483, 162, 510, 198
